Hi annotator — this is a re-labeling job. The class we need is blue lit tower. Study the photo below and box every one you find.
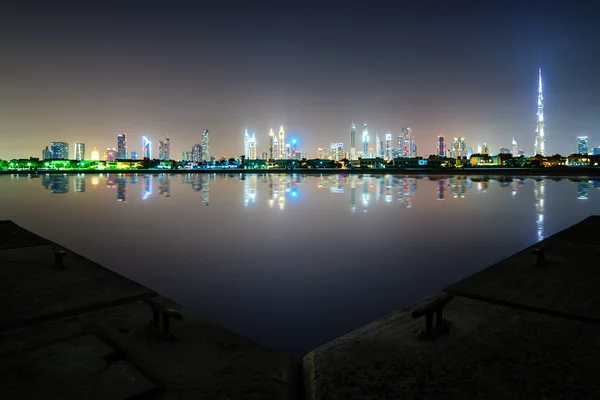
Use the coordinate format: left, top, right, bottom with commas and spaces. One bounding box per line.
577, 136, 589, 155
437, 135, 445, 157
142, 136, 151, 159
362, 122, 369, 157
534, 68, 546, 156
117, 134, 127, 159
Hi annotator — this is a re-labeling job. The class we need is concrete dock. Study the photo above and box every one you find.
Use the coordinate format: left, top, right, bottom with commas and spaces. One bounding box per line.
3, 216, 600, 399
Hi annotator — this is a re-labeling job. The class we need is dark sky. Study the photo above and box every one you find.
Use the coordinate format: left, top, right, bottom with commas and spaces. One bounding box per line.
1, 0, 599, 159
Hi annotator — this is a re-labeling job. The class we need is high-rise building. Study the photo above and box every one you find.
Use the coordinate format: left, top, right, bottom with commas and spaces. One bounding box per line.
272, 131, 279, 160
330, 143, 343, 161
105, 148, 117, 161
191, 144, 202, 163
42, 146, 51, 160
269, 129, 275, 160
131, 151, 138, 160
451, 137, 467, 158
91, 148, 100, 161
511, 137, 518, 155
317, 147, 329, 159
50, 142, 69, 159
385, 133, 392, 160
117, 134, 127, 159
201, 129, 209, 161
142, 136, 151, 159
499, 147, 510, 154
158, 136, 171, 160
578, 136, 589, 155
362, 123, 369, 157
290, 139, 298, 156
350, 122, 356, 160
244, 128, 250, 158
593, 147, 600, 156
437, 135, 445, 157
534, 68, 546, 156
249, 133, 257, 159
278, 126, 285, 159
481, 143, 489, 155
411, 137, 417, 157
74, 143, 85, 161
261, 152, 269, 160
400, 128, 414, 157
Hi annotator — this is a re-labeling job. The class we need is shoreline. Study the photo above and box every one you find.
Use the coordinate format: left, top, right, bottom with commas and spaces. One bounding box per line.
2, 167, 600, 177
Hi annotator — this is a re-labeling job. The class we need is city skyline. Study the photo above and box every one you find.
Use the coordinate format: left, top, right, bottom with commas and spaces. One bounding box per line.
2, 2, 600, 160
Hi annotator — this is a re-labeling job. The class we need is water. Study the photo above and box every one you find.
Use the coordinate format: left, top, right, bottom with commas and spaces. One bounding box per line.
1, 173, 599, 357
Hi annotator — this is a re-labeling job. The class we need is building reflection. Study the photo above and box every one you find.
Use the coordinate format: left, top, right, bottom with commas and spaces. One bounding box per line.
243, 175, 257, 206
437, 179, 446, 200
534, 179, 545, 242
41, 175, 69, 194
75, 174, 86, 193
158, 174, 171, 198
117, 177, 127, 202
143, 175, 152, 200
577, 181, 589, 200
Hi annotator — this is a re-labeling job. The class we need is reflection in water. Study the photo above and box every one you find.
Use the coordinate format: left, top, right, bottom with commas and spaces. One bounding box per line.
159, 174, 171, 198
578, 181, 589, 200
117, 177, 127, 202
75, 174, 86, 193
437, 179, 446, 200
42, 175, 69, 194
534, 179, 545, 242
143, 175, 152, 200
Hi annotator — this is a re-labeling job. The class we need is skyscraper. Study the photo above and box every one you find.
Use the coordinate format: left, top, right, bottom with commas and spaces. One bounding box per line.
42, 146, 51, 160
191, 144, 202, 163
437, 135, 445, 157
451, 137, 467, 158
244, 128, 250, 157
362, 123, 369, 157
50, 142, 69, 159
481, 143, 489, 155
158, 136, 170, 160
385, 133, 392, 160
249, 133, 257, 159
117, 134, 127, 159
578, 136, 589, 155
142, 136, 151, 159
74, 143, 85, 161
534, 68, 546, 156
401, 128, 413, 157
350, 122, 356, 160
91, 148, 100, 161
512, 137, 518, 156
201, 129, 209, 161
410, 136, 417, 157
330, 143, 343, 161
269, 129, 275, 160
278, 126, 285, 159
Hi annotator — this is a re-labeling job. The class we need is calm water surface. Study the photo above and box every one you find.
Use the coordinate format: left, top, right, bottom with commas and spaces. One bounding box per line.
1, 173, 599, 357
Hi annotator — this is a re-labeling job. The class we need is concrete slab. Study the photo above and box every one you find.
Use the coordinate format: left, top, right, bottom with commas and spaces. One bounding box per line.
303, 295, 600, 400
0, 296, 300, 399
0, 333, 156, 400
0, 220, 50, 249
0, 244, 155, 329
446, 217, 600, 321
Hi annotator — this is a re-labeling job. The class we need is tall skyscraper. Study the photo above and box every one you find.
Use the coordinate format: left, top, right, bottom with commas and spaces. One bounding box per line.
512, 138, 518, 156
330, 143, 343, 161
410, 136, 417, 157
191, 144, 202, 163
534, 68, 546, 156
269, 129, 275, 160
131, 151, 138, 160
401, 128, 413, 157
578, 136, 589, 155
437, 135, 445, 157
91, 148, 100, 161
201, 129, 209, 161
350, 122, 356, 160
50, 142, 69, 159
249, 133, 257, 159
244, 128, 250, 157
481, 143, 489, 155
317, 147, 329, 159
362, 123, 369, 157
74, 143, 85, 161
278, 126, 285, 159
385, 133, 392, 160
272, 131, 279, 160
142, 136, 151, 159
117, 134, 127, 159
42, 146, 51, 160
158, 136, 170, 160
451, 137, 467, 158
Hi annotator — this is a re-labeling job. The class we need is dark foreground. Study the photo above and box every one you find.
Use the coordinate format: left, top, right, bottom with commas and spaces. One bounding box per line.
2, 217, 600, 399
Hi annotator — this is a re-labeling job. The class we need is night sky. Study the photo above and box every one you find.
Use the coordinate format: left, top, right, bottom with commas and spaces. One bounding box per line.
1, 1, 599, 160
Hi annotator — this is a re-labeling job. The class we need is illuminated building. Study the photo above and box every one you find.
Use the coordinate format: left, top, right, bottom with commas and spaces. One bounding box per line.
269, 129, 275, 159
278, 126, 286, 159
350, 122, 356, 160
385, 133, 392, 160
272, 131, 279, 160
362, 123, 369, 157
249, 133, 257, 159
534, 68, 546, 156
117, 134, 127, 159
91, 148, 100, 161
481, 143, 489, 155
290, 139, 298, 157
512, 137, 518, 155
451, 137, 467, 158
330, 143, 343, 161
50, 142, 69, 159
411, 137, 417, 157
437, 135, 445, 157
375, 133, 381, 158
400, 128, 414, 157
244, 128, 250, 157
201, 129, 209, 161
142, 136, 152, 159
105, 148, 117, 161
131, 151, 138, 161
499, 147, 510, 154
261, 152, 268, 160
593, 147, 600, 156
517, 150, 525, 157
191, 144, 202, 163
181, 152, 191, 162
317, 147, 329, 159
285, 143, 291, 159
42, 146, 51, 160
578, 136, 589, 155
158, 136, 170, 160
74, 143, 85, 161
